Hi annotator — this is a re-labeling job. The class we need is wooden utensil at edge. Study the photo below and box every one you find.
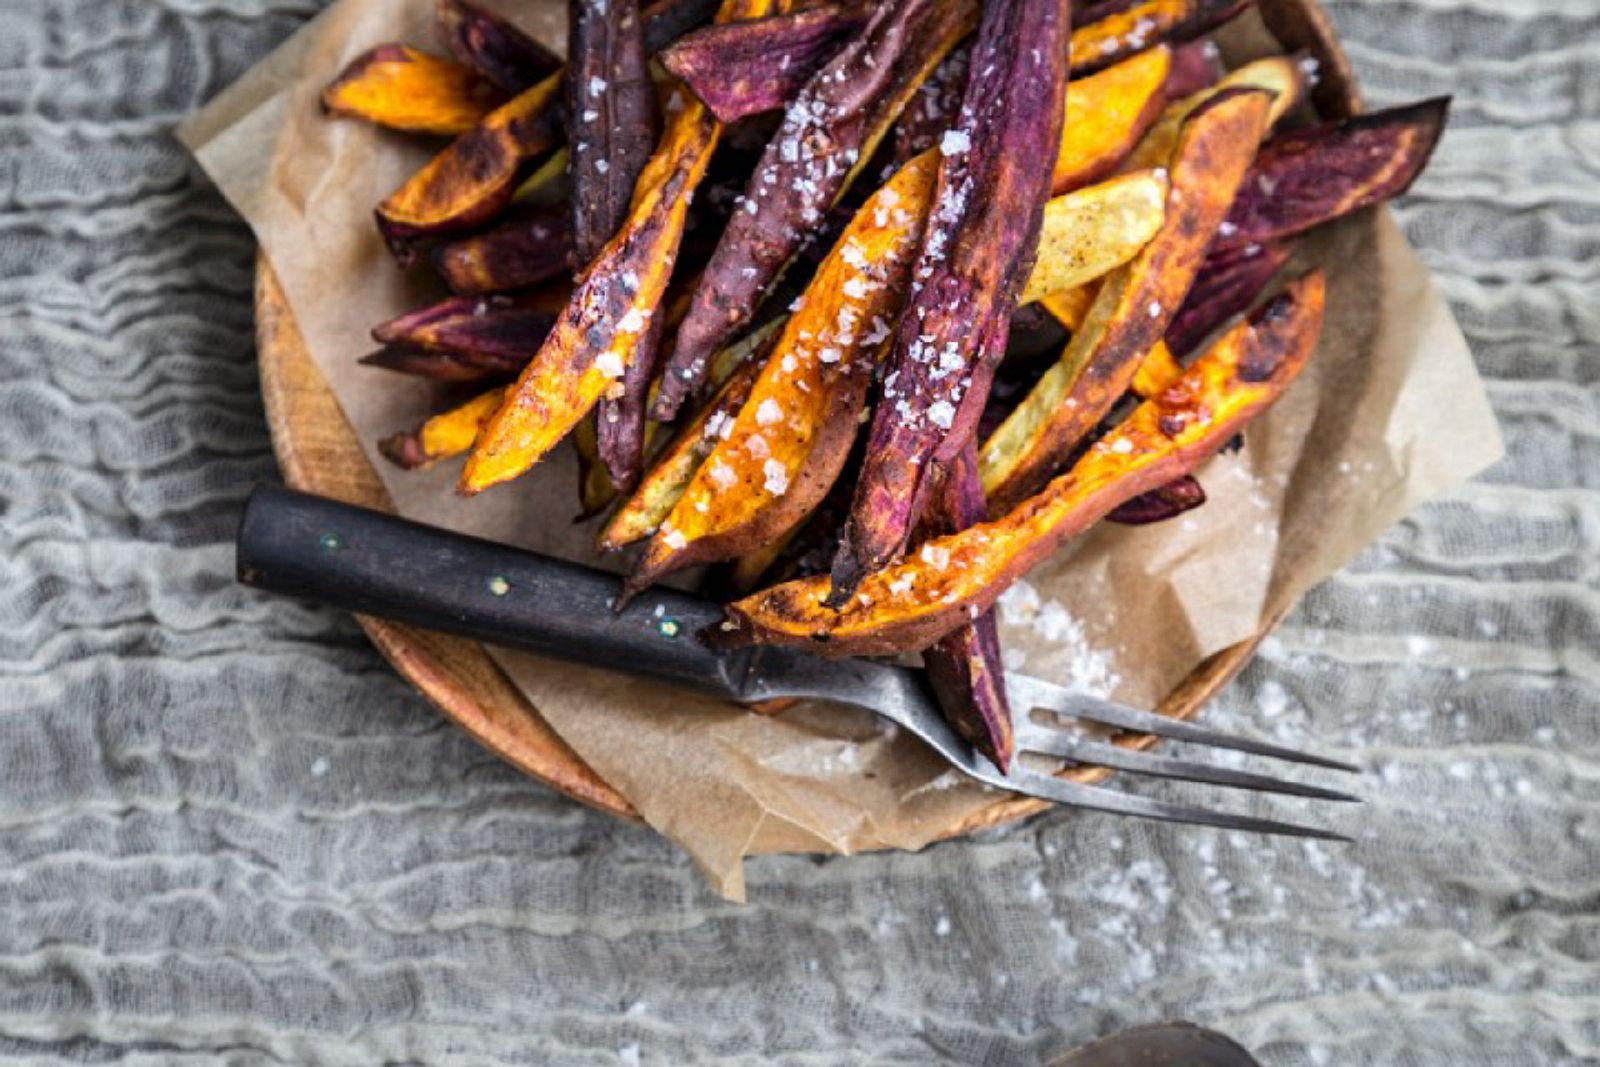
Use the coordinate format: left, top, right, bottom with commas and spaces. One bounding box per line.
251, 0, 1359, 838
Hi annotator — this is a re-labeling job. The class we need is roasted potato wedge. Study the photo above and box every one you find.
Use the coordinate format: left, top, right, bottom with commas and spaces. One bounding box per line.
981, 88, 1275, 511
322, 45, 506, 135
717, 270, 1326, 656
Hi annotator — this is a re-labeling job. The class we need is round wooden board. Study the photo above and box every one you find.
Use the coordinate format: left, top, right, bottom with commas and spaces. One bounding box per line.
253, 0, 1357, 842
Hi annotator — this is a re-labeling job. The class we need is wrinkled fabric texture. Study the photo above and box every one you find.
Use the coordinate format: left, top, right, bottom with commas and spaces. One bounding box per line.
2, 0, 1597, 1064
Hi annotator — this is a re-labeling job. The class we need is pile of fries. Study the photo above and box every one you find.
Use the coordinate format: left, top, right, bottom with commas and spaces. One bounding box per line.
328, 0, 1448, 770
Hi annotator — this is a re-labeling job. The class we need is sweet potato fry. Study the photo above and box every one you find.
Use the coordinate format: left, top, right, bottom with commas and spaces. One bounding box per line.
321, 45, 506, 135
432, 205, 572, 295
920, 445, 1014, 771
436, 0, 563, 91
1039, 285, 1096, 332
1125, 52, 1308, 171
457, 0, 782, 494
595, 304, 667, 491
640, 0, 726, 53
1051, 45, 1171, 194
459, 97, 720, 494
370, 293, 558, 365
1019, 169, 1170, 303
572, 413, 620, 518
379, 387, 507, 470
980, 88, 1274, 511
361, 345, 526, 383
655, 0, 978, 421
376, 71, 564, 258
567, 0, 659, 266
658, 3, 871, 123
1069, 0, 1250, 77
1214, 98, 1451, 254
1165, 239, 1296, 357
1105, 472, 1204, 524
890, 44, 969, 166
624, 154, 940, 592
832, 0, 1070, 601
717, 270, 1325, 656
599, 318, 781, 550
1128, 339, 1182, 397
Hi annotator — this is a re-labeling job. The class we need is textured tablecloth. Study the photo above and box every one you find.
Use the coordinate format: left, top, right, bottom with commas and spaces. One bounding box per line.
4, 1, 1597, 1063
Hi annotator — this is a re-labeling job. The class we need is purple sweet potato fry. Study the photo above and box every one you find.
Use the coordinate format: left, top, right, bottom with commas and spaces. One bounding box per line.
595, 305, 668, 491
360, 344, 527, 383
652, 0, 978, 422
640, 0, 724, 53
1070, 0, 1252, 77
1213, 97, 1451, 254
436, 0, 563, 92
658, 4, 871, 124
567, 0, 660, 267
1165, 239, 1297, 358
830, 0, 1069, 602
920, 444, 1015, 772
432, 204, 572, 295
370, 293, 556, 365
1105, 472, 1206, 524
1165, 36, 1225, 98
889, 42, 970, 167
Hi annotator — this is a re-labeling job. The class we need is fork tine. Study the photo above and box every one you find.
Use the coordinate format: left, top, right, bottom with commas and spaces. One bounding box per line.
1006, 673, 1359, 773
1017, 732, 1362, 803
1006, 767, 1352, 841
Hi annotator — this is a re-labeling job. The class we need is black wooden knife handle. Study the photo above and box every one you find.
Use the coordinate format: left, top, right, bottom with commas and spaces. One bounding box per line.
236, 485, 747, 698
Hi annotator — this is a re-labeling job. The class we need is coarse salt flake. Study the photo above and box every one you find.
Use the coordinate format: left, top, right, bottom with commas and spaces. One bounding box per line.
756, 398, 782, 426
594, 351, 625, 379
762, 459, 789, 496
940, 130, 971, 156
927, 399, 956, 429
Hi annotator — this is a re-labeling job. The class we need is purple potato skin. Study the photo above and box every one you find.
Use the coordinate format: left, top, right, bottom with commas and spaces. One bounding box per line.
1213, 97, 1451, 255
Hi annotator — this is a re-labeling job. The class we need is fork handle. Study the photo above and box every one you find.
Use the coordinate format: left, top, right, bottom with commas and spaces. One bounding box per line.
236, 485, 747, 698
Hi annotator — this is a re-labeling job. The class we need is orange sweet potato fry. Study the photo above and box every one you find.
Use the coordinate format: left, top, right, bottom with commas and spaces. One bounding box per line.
322, 45, 507, 135
1051, 45, 1171, 194
1069, 0, 1250, 77
1124, 52, 1308, 171
980, 88, 1274, 511
622, 153, 940, 593
459, 101, 718, 494
376, 71, 564, 258
379, 387, 507, 470
456, 0, 783, 493
717, 270, 1325, 656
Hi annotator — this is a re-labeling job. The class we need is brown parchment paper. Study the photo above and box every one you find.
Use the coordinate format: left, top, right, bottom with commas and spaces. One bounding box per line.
181, 0, 1502, 900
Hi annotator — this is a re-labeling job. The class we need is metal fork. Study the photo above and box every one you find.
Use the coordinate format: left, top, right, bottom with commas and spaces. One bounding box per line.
237, 486, 1358, 840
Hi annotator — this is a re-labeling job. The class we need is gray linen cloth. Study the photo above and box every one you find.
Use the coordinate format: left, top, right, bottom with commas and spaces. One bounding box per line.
2, 0, 1596, 1063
